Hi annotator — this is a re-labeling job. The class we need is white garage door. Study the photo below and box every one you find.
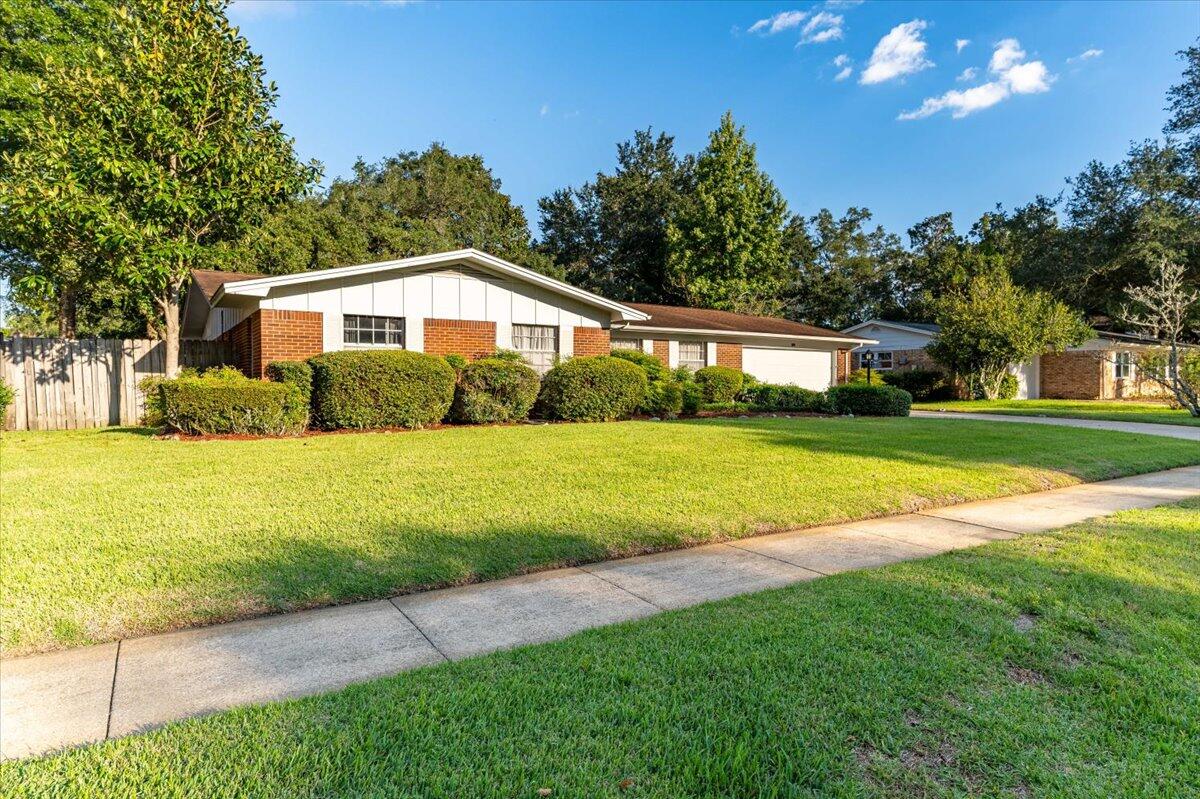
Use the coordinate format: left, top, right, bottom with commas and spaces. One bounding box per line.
742, 347, 834, 390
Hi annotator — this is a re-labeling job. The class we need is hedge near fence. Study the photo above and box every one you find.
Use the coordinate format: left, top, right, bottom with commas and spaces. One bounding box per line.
310, 350, 456, 430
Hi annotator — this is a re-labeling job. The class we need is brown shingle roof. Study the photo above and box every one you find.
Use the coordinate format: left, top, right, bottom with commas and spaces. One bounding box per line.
624, 303, 864, 340
190, 269, 263, 303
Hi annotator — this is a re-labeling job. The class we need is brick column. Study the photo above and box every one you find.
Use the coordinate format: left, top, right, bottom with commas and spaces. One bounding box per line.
652, 339, 669, 366
423, 319, 496, 359
716, 343, 742, 370
1039, 352, 1104, 399
221, 309, 324, 378
836, 349, 850, 383
573, 327, 611, 357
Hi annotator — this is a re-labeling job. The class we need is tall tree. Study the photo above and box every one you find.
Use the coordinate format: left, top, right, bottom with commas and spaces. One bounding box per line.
3, 0, 319, 372
665, 112, 788, 313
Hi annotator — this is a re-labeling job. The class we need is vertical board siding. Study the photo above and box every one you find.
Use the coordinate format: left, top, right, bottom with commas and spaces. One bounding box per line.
0, 337, 230, 431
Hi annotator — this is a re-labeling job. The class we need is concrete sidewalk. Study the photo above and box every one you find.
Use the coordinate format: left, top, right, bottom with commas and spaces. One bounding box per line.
910, 409, 1200, 441
3, 465, 1198, 761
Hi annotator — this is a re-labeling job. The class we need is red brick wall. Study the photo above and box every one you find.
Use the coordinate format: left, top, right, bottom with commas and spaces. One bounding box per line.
1040, 352, 1104, 399
836, 349, 851, 383
573, 326, 611, 357
423, 318, 496, 359
652, 339, 669, 366
221, 309, 324, 378
716, 343, 742, 370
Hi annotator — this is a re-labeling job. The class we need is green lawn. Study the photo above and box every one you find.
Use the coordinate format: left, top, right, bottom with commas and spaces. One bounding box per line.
3, 417, 1199, 656
913, 398, 1200, 427
5, 500, 1198, 798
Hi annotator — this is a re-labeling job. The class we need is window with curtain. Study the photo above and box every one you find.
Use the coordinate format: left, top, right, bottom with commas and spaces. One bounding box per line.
512, 324, 558, 372
343, 315, 404, 347
678, 341, 707, 370
610, 338, 642, 351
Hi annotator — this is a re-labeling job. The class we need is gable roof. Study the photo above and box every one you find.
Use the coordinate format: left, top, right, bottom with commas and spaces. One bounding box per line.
191, 269, 263, 303
840, 319, 941, 338
622, 303, 871, 343
194, 249, 649, 322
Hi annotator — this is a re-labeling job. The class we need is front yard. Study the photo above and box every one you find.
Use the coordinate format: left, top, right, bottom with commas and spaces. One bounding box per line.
912, 398, 1200, 427
3, 417, 1199, 656
5, 500, 1197, 797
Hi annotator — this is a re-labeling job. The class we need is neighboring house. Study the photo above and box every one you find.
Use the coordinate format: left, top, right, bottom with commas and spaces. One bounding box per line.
184, 249, 873, 389
840, 319, 1174, 400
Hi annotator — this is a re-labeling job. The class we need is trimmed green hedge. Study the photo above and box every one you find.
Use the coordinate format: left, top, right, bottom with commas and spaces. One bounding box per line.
309, 350, 456, 430
536, 356, 648, 422
642, 379, 684, 418
451, 358, 540, 424
694, 365, 744, 403
161, 375, 307, 436
881, 368, 949, 402
610, 349, 669, 381
742, 383, 832, 413
826, 383, 912, 417
266, 360, 314, 407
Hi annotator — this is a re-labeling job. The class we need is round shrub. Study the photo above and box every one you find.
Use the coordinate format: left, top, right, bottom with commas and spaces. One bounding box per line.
694, 365, 744, 403
881, 368, 946, 401
680, 381, 703, 416
309, 350, 456, 430
265, 360, 314, 408
161, 374, 307, 436
826, 384, 912, 417
642, 378, 684, 417
847, 368, 886, 386
610, 349, 669, 382
536, 355, 648, 422
998, 372, 1020, 400
451, 357, 540, 424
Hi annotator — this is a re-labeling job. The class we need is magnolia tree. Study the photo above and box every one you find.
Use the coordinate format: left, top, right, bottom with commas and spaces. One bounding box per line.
3, 0, 318, 374
928, 272, 1091, 399
1121, 260, 1200, 416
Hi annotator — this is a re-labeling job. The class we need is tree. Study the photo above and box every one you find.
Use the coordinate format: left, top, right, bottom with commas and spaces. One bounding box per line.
236, 144, 557, 278
928, 272, 1091, 399
2, 0, 318, 373
665, 112, 788, 313
1121, 260, 1200, 415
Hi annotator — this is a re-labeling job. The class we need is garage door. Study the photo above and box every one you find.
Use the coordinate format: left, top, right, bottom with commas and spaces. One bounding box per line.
742, 347, 834, 390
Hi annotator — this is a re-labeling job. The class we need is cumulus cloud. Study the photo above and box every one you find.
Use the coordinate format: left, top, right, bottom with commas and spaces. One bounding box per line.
899, 37, 1053, 120
956, 66, 978, 82
798, 11, 844, 45
832, 54, 853, 81
955, 38, 970, 54
748, 10, 808, 35
860, 20, 934, 84
1067, 48, 1103, 64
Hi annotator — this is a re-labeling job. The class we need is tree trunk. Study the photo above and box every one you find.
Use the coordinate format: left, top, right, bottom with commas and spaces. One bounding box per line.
57, 283, 78, 339
160, 284, 182, 378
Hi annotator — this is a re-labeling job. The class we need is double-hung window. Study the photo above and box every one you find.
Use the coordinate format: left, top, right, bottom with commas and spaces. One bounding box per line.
343, 315, 404, 347
611, 338, 642, 351
513, 324, 558, 372
875, 351, 894, 370
678, 341, 707, 371
1114, 351, 1135, 380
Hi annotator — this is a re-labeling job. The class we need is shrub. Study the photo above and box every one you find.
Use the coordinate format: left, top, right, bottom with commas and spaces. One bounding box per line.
699, 401, 752, 413
0, 378, 13, 424
681, 381, 703, 415
444, 354, 468, 372
742, 383, 831, 413
536, 355, 648, 422
265, 360, 314, 408
827, 384, 912, 417
881, 369, 946, 402
642, 378, 684, 417
309, 350, 456, 430
451, 357, 540, 424
998, 372, 1020, 400
847, 367, 886, 386
610, 349, 669, 382
491, 348, 527, 364
161, 372, 307, 436
694, 365, 744, 403
138, 367, 199, 426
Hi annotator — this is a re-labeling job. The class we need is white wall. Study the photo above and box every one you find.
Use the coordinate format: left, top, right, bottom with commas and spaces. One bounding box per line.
852, 324, 934, 352
240, 265, 609, 356
742, 346, 836, 391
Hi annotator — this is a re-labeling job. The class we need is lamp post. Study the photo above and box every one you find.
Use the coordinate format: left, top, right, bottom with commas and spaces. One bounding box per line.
861, 349, 875, 384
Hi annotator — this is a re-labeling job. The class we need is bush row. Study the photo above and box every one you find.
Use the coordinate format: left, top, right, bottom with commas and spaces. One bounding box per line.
156, 348, 913, 436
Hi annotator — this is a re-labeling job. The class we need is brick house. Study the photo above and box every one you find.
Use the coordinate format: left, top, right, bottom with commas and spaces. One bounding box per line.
840, 319, 1174, 400
183, 249, 872, 387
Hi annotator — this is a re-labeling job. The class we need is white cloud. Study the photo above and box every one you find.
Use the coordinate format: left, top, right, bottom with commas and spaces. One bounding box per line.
900, 37, 1053, 120
824, 0, 863, 8
228, 0, 300, 20
749, 10, 808, 35
860, 19, 934, 85
798, 11, 843, 45
832, 53, 853, 80
833, 54, 851, 67
956, 66, 978, 82
835, 66, 853, 81
539, 104, 550, 117
1067, 48, 1103, 64
955, 38, 970, 54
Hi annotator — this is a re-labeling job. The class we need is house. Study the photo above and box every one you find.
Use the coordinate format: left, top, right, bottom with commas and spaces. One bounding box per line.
840, 319, 1174, 400
184, 249, 873, 389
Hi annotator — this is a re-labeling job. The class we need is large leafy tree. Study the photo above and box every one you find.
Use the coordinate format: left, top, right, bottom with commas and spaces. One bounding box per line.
665, 112, 788, 313
538, 129, 690, 302
235, 144, 556, 278
2, 0, 318, 372
928, 272, 1091, 399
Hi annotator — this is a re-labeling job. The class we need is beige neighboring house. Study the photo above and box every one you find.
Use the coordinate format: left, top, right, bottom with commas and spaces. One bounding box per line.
184, 249, 874, 388
839, 319, 1174, 401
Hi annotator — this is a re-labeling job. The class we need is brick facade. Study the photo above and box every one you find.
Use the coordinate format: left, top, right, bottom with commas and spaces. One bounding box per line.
652, 339, 669, 366
422, 318, 496, 359
1039, 352, 1105, 399
572, 326, 611, 357
715, 343, 742, 370
835, 349, 851, 383
222, 309, 324, 378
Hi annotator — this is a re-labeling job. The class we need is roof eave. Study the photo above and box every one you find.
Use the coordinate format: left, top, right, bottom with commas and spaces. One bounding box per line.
617, 323, 875, 345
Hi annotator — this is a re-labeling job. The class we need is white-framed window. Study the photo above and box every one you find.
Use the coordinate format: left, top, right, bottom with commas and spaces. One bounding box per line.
512, 324, 558, 372
678, 341, 707, 370
611, 338, 642, 351
344, 315, 404, 347
1114, 351, 1136, 380
874, 351, 894, 370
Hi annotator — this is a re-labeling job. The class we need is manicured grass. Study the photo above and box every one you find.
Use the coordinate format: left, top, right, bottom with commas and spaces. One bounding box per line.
3, 417, 1199, 656
5, 501, 1198, 798
913, 398, 1200, 427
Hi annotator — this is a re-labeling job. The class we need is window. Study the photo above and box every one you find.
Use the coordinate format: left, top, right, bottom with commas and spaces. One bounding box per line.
678, 341, 707, 370
343, 315, 404, 347
611, 338, 642, 351
1114, 351, 1135, 380
512, 324, 558, 372
875, 351, 894, 371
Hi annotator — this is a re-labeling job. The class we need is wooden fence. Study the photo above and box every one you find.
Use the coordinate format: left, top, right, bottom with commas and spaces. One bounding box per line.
1, 337, 231, 431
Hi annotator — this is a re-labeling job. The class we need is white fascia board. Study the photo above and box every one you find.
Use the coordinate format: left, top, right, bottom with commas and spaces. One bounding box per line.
841, 319, 937, 339
618, 324, 875, 346
211, 249, 650, 322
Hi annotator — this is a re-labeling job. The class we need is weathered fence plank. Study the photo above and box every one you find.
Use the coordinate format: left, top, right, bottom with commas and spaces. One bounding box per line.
0, 337, 231, 431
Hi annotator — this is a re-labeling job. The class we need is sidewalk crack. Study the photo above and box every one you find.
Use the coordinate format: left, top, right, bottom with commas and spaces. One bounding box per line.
389, 598, 450, 662
577, 566, 666, 611
104, 639, 121, 740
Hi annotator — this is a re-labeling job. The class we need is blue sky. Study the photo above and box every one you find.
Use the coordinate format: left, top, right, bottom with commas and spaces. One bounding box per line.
228, 0, 1197, 239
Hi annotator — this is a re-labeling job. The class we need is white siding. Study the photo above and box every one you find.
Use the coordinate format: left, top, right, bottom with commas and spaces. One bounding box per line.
853, 324, 935, 352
